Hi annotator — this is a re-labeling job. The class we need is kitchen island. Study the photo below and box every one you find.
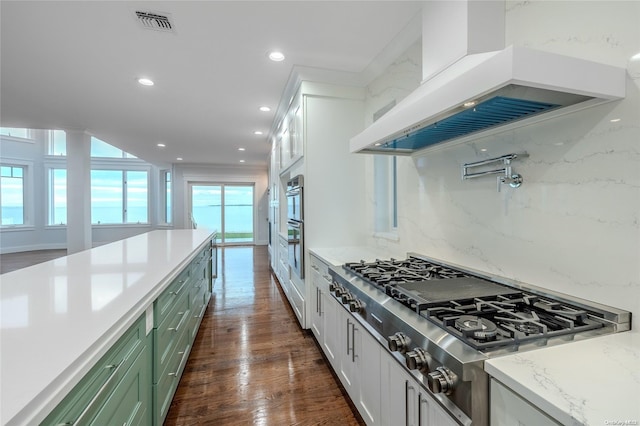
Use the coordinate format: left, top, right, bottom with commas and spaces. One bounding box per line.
0, 229, 215, 426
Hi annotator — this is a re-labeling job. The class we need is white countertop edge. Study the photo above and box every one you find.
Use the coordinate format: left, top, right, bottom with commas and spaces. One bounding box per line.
484, 331, 640, 426
6, 231, 215, 426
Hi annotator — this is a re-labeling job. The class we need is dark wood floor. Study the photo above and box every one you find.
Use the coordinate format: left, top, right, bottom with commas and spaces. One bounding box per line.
0, 249, 67, 274
165, 245, 364, 425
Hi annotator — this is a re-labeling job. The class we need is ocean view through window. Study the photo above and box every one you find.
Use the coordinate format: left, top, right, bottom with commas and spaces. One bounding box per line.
191, 184, 254, 244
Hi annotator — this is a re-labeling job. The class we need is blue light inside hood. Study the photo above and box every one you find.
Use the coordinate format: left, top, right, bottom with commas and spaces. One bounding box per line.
379, 96, 560, 152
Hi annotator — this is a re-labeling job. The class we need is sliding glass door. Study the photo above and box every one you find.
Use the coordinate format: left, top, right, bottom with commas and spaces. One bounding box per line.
190, 183, 254, 245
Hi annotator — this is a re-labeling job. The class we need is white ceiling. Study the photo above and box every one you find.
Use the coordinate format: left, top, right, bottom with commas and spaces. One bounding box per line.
0, 1, 422, 168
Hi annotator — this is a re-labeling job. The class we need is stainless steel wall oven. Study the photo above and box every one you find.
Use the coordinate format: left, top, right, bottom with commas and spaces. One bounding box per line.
286, 175, 304, 279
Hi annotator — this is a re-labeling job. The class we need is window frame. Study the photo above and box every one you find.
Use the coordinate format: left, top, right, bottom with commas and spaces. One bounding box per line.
160, 169, 172, 225
0, 160, 33, 229
46, 165, 68, 226
90, 159, 151, 225
373, 154, 399, 241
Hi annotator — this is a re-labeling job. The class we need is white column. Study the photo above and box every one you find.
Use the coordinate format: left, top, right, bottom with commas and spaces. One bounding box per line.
66, 130, 92, 253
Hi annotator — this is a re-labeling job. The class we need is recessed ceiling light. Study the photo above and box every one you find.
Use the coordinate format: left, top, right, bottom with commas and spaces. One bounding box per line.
268, 51, 285, 62
238, 147, 246, 151
138, 78, 154, 86
259, 106, 271, 112
254, 131, 263, 135
374, 143, 382, 146
610, 118, 621, 122
463, 101, 477, 108
176, 157, 183, 161
480, 148, 488, 152
157, 143, 166, 148
631, 52, 640, 61
239, 160, 246, 163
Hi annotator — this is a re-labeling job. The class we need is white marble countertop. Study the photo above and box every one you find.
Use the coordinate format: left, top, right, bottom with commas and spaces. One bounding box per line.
309, 246, 406, 267
0, 229, 215, 426
485, 331, 640, 426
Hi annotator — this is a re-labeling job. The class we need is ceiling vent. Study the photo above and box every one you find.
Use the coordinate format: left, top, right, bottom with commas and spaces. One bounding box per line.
135, 11, 174, 32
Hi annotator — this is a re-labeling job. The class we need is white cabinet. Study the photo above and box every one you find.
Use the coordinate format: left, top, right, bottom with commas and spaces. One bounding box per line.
309, 254, 338, 369
490, 379, 559, 426
277, 94, 303, 171
337, 305, 382, 425
268, 81, 368, 331
381, 354, 458, 426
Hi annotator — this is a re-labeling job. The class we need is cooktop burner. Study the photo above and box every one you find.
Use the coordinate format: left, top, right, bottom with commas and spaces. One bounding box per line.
343, 255, 607, 351
344, 257, 468, 286
424, 293, 604, 350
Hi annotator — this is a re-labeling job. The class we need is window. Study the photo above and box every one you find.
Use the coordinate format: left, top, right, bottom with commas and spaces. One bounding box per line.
163, 171, 172, 224
49, 169, 67, 225
48, 130, 67, 156
91, 170, 148, 224
0, 165, 25, 225
91, 137, 137, 159
0, 127, 30, 139
373, 155, 398, 234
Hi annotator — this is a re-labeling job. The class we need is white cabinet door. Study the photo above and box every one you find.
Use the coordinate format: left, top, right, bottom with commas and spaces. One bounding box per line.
339, 308, 358, 398
355, 323, 382, 425
381, 352, 458, 426
490, 379, 559, 426
322, 288, 339, 370
309, 263, 323, 339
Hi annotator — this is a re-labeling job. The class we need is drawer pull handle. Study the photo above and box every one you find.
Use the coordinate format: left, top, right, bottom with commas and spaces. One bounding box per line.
169, 311, 188, 333
171, 279, 189, 296
168, 348, 189, 378
71, 361, 123, 425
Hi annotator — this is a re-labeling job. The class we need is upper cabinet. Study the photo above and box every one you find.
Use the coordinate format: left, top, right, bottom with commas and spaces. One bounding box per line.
277, 89, 304, 173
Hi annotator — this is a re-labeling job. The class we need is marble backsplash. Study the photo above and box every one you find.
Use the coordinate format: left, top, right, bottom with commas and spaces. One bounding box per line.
363, 1, 640, 330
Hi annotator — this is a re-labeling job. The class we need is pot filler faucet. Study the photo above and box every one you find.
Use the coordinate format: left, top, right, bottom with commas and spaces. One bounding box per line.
462, 152, 529, 192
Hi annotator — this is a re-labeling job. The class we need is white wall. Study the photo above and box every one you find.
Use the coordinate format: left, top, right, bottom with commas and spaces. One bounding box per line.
172, 164, 269, 245
363, 1, 640, 330
0, 133, 164, 253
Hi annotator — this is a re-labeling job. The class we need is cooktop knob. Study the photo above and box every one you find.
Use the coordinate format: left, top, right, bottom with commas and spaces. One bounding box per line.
341, 292, 354, 304
348, 299, 364, 313
427, 367, 456, 395
388, 332, 411, 353
405, 348, 430, 372
333, 286, 345, 297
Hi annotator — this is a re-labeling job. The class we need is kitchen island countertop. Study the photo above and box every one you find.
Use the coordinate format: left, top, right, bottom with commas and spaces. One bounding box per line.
485, 330, 639, 425
0, 229, 215, 426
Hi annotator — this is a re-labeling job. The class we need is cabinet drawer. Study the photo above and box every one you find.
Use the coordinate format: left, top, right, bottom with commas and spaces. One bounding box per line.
154, 292, 190, 381
154, 332, 192, 424
155, 268, 191, 326
91, 340, 152, 426
41, 315, 147, 426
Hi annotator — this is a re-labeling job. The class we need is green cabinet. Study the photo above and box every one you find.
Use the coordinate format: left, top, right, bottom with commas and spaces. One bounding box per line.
153, 244, 212, 425
42, 240, 213, 426
41, 314, 151, 426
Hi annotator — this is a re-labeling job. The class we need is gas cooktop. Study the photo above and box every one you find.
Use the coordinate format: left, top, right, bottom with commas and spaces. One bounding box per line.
344, 255, 613, 352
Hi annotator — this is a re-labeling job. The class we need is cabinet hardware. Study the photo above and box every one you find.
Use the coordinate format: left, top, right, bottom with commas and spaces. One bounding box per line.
72, 361, 123, 425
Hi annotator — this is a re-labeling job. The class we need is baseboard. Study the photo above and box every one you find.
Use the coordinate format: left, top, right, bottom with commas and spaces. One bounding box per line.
0, 243, 67, 255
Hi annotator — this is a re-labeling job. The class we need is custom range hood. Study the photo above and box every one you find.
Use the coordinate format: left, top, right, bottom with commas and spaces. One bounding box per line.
351, 1, 626, 155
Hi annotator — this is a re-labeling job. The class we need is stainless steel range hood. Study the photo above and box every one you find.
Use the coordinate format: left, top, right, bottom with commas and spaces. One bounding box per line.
351, 6, 626, 155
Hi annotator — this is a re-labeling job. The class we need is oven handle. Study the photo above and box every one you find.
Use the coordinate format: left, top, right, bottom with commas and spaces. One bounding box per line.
287, 219, 302, 228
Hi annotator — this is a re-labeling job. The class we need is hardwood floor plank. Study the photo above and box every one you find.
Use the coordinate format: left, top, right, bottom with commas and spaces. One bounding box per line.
0, 249, 67, 274
165, 246, 364, 425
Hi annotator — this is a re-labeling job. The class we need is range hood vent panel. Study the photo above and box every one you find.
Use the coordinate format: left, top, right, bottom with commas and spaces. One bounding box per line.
351, 46, 626, 155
